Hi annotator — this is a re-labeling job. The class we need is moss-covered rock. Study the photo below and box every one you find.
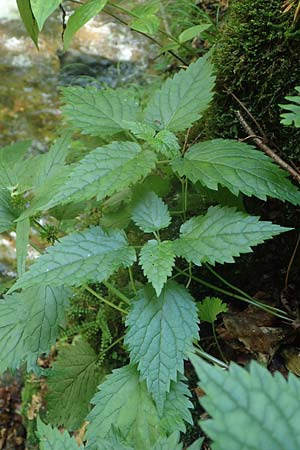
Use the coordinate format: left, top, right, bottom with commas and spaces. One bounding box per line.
204, 0, 300, 159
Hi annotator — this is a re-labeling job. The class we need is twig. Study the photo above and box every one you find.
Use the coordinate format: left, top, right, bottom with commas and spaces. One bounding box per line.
285, 232, 300, 289
236, 110, 300, 183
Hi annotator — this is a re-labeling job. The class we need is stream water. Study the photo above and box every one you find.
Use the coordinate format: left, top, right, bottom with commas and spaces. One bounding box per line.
0, 0, 153, 283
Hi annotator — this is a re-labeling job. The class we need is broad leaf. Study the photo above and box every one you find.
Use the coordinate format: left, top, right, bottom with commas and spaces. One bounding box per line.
197, 297, 228, 323
125, 281, 198, 412
172, 139, 300, 205
132, 191, 171, 233
190, 353, 300, 450
37, 418, 83, 450
47, 339, 103, 430
139, 240, 175, 296
0, 286, 69, 374
16, 218, 30, 277
179, 24, 211, 43
11, 227, 136, 291
149, 130, 180, 158
0, 141, 31, 189
280, 86, 300, 127
174, 205, 291, 266
144, 55, 215, 132
16, 0, 39, 47
63, 0, 108, 49
38, 142, 157, 209
86, 365, 192, 450
62, 86, 140, 136
30, 0, 62, 30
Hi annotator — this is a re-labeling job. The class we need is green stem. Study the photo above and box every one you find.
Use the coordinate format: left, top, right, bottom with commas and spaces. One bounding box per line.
205, 264, 289, 315
29, 241, 43, 254
193, 343, 228, 369
175, 267, 292, 321
102, 280, 132, 306
128, 267, 137, 294
102, 334, 125, 353
84, 285, 128, 315
212, 322, 228, 363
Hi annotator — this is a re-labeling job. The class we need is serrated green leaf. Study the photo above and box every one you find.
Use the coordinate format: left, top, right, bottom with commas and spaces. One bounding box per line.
130, 15, 160, 34
86, 365, 192, 450
0, 286, 69, 374
37, 142, 157, 210
37, 418, 83, 450
197, 297, 228, 323
11, 227, 136, 291
280, 87, 300, 127
174, 205, 291, 266
0, 141, 31, 189
0, 189, 18, 233
125, 281, 198, 412
179, 24, 211, 43
132, 191, 171, 232
125, 121, 156, 140
16, 0, 39, 47
190, 353, 300, 450
171, 139, 300, 205
62, 86, 140, 136
63, 0, 108, 50
139, 240, 175, 296
30, 0, 62, 30
150, 130, 181, 157
47, 339, 104, 430
144, 55, 215, 132
16, 218, 30, 277
151, 433, 182, 450
186, 438, 204, 450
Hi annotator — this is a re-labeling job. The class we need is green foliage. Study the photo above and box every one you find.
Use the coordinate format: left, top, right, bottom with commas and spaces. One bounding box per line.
139, 240, 175, 296
86, 365, 192, 450
11, 227, 136, 291
16, 0, 39, 47
280, 86, 300, 127
172, 139, 300, 204
174, 205, 290, 265
132, 191, 171, 233
144, 55, 215, 131
30, 0, 61, 30
3, 9, 300, 446
198, 297, 228, 323
37, 418, 83, 450
47, 339, 104, 430
190, 353, 300, 450
61, 87, 140, 136
0, 287, 69, 374
63, 0, 108, 50
125, 282, 198, 412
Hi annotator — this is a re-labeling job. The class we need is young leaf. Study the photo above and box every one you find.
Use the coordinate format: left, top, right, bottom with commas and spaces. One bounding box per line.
40, 142, 157, 209
171, 139, 300, 205
16, 218, 30, 277
30, 0, 62, 30
174, 205, 291, 266
132, 191, 171, 233
125, 281, 199, 412
179, 24, 211, 43
37, 417, 83, 450
197, 297, 228, 323
16, 0, 39, 47
0, 286, 69, 374
86, 365, 192, 450
130, 15, 160, 35
11, 227, 136, 291
190, 353, 300, 450
139, 240, 175, 296
62, 86, 140, 136
144, 55, 215, 132
149, 130, 181, 158
47, 339, 104, 430
0, 140, 30, 188
63, 0, 108, 50
280, 86, 300, 127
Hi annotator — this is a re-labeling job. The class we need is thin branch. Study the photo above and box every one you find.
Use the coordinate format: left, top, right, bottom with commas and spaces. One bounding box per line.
236, 110, 300, 183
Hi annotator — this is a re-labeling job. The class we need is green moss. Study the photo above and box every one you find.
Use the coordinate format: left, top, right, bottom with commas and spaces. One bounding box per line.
204, 0, 300, 159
